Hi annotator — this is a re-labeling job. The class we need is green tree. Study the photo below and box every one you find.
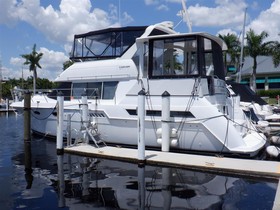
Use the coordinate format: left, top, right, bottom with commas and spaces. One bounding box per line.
218, 33, 240, 70
272, 40, 280, 67
63, 59, 74, 70
244, 29, 274, 92
21, 44, 43, 94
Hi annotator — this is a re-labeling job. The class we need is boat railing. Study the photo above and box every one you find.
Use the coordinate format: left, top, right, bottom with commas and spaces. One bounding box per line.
65, 74, 133, 80
10, 87, 52, 102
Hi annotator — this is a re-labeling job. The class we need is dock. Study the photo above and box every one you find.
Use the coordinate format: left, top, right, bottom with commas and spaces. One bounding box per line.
64, 143, 280, 209
0, 108, 15, 113
64, 144, 280, 179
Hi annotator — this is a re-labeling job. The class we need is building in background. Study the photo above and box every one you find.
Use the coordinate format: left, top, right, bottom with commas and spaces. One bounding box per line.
240, 56, 280, 90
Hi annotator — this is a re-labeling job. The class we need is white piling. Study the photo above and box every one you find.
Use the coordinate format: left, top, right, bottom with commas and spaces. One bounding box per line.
56, 93, 64, 154
137, 89, 146, 164
81, 94, 89, 143
162, 91, 170, 152
81, 94, 89, 126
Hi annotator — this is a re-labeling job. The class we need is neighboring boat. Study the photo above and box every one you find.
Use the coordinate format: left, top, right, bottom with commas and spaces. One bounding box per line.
226, 81, 280, 133
11, 22, 266, 157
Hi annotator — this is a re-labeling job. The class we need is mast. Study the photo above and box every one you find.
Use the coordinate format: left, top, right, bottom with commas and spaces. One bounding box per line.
238, 8, 247, 83
181, 0, 192, 33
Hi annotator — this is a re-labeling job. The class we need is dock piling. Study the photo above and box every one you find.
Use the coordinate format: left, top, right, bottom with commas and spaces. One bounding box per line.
137, 89, 146, 164
81, 94, 89, 143
56, 92, 64, 154
162, 91, 170, 152
23, 91, 31, 141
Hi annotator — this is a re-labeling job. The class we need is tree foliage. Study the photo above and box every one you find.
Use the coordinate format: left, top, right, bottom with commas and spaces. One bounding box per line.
1, 77, 54, 99
21, 44, 43, 93
218, 33, 240, 67
244, 29, 275, 92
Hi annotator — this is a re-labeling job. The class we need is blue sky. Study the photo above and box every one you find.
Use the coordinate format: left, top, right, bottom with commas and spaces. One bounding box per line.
0, 0, 278, 81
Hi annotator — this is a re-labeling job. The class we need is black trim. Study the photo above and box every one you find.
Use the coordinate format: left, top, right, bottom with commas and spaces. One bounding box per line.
126, 109, 194, 118
74, 26, 148, 38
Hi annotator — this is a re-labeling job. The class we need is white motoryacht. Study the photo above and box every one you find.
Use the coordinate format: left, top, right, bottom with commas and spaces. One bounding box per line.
11, 22, 266, 157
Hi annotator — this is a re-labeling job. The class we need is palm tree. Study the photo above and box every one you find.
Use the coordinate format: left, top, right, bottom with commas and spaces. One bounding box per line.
21, 44, 43, 94
244, 29, 274, 92
218, 33, 240, 70
272, 40, 280, 67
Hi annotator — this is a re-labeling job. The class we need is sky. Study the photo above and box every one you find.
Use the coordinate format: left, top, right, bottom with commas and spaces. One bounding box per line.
0, 0, 279, 81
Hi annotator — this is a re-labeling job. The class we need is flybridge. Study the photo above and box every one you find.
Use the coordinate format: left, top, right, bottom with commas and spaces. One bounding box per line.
69, 23, 175, 62
70, 26, 147, 61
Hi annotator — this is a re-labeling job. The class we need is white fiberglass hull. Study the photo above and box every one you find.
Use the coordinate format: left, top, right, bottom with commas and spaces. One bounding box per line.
12, 93, 266, 158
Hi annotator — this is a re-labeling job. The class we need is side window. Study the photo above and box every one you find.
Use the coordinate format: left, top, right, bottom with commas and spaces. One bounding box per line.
152, 40, 165, 76
72, 82, 118, 99
87, 82, 102, 99
204, 38, 214, 76
102, 82, 118, 99
72, 83, 87, 99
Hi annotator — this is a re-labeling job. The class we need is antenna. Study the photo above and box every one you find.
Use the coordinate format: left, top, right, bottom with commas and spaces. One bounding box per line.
181, 0, 192, 32
118, 0, 121, 26
238, 8, 247, 83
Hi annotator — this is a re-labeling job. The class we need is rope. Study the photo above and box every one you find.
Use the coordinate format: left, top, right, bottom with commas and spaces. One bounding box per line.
31, 102, 58, 121
177, 77, 201, 140
143, 78, 159, 138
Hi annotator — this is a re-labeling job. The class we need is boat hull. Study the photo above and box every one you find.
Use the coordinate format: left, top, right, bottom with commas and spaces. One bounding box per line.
27, 102, 266, 158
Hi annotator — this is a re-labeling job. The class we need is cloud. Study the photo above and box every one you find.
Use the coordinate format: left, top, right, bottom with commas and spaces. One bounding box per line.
3, 0, 133, 45
145, 0, 159, 5
157, 4, 169, 11
188, 0, 248, 28
247, 0, 280, 41
217, 28, 239, 37
0, 0, 18, 25
2, 0, 134, 80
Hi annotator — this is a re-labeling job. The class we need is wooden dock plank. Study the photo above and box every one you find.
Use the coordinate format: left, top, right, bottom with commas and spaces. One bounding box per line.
64, 144, 280, 179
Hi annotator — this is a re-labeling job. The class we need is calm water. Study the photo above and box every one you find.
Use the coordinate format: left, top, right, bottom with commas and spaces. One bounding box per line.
0, 113, 278, 210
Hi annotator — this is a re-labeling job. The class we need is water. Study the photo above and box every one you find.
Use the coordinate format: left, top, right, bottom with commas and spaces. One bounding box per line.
0, 113, 278, 210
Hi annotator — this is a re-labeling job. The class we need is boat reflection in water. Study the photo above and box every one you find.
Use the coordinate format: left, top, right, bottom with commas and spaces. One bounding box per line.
53, 154, 276, 209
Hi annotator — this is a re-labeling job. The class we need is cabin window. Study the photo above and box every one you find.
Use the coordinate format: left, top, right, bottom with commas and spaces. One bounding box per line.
147, 35, 225, 79
48, 82, 72, 100
72, 82, 118, 99
102, 81, 118, 99
149, 37, 199, 78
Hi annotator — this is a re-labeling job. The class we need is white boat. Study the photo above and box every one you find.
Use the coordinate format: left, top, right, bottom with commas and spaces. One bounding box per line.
11, 22, 266, 157
226, 81, 280, 134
